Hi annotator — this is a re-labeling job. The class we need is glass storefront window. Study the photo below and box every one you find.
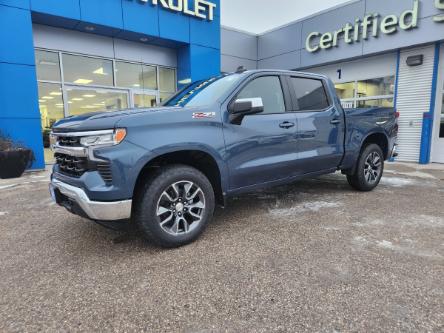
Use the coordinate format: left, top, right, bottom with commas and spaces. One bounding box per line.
143, 65, 157, 90
115, 62, 158, 90
35, 50, 61, 82
134, 94, 157, 108
159, 67, 176, 92
160, 92, 173, 103
356, 98, 394, 109
62, 54, 114, 86
66, 88, 128, 116
115, 61, 144, 88
38, 82, 65, 130
335, 82, 355, 99
356, 76, 394, 98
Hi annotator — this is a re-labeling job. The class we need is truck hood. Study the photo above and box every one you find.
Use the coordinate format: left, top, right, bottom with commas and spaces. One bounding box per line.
52, 106, 183, 133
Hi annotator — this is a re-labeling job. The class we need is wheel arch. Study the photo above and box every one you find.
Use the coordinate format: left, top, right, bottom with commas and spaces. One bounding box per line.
361, 131, 390, 160
132, 148, 227, 207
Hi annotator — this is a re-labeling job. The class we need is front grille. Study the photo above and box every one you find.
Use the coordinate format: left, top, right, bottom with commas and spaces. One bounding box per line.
97, 163, 113, 185
55, 153, 88, 177
58, 136, 81, 147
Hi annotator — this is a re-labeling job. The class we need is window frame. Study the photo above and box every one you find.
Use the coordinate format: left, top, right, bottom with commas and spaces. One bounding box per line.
34, 47, 177, 116
286, 75, 333, 112
228, 74, 292, 116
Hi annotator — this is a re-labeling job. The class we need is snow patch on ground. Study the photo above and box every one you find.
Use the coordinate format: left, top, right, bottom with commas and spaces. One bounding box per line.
384, 169, 437, 180
269, 201, 341, 217
0, 184, 17, 190
377, 240, 395, 249
353, 237, 443, 259
380, 177, 416, 187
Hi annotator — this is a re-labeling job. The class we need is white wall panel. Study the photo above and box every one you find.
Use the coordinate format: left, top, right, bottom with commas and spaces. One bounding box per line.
305, 53, 397, 83
33, 24, 177, 67
396, 45, 436, 162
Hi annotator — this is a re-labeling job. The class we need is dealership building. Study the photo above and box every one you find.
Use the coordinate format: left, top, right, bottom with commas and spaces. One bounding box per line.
1, 0, 444, 169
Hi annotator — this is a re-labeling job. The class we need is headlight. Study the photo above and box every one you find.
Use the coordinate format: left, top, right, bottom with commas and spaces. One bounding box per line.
80, 128, 127, 147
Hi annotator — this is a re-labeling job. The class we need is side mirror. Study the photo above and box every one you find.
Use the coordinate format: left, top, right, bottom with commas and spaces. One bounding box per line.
229, 98, 264, 125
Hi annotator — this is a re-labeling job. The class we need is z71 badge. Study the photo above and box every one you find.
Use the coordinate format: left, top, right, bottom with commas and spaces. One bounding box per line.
192, 112, 216, 119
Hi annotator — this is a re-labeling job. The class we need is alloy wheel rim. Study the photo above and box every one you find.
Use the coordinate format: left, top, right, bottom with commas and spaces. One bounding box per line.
156, 181, 206, 236
364, 151, 382, 184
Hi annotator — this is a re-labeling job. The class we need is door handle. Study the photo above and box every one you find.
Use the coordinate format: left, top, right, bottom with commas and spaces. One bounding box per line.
330, 119, 341, 125
279, 121, 295, 129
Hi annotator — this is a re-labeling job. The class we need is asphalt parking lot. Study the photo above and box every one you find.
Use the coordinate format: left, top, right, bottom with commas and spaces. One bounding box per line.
0, 163, 443, 332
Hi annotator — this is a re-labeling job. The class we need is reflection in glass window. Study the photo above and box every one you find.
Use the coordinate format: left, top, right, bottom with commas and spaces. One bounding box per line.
62, 54, 113, 86
134, 94, 157, 108
35, 50, 61, 82
290, 77, 330, 110
357, 98, 394, 109
159, 67, 176, 92
66, 88, 128, 116
237, 76, 285, 114
335, 82, 355, 99
356, 76, 394, 98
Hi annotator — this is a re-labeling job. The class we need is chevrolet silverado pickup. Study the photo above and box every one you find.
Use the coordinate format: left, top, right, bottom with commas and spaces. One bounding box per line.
49, 69, 398, 247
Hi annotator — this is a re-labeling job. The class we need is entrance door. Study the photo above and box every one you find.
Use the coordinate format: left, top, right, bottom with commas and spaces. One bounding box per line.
432, 47, 444, 163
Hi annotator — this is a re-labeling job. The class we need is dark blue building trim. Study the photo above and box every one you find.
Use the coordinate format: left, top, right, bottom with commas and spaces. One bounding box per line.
419, 43, 440, 164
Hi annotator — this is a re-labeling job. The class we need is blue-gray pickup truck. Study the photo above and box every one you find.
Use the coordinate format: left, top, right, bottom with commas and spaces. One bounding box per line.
49, 69, 398, 247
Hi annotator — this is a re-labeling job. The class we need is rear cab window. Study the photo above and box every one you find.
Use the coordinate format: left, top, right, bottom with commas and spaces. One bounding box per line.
289, 77, 331, 111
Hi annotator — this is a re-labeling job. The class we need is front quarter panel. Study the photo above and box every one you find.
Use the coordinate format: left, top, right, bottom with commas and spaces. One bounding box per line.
116, 106, 228, 195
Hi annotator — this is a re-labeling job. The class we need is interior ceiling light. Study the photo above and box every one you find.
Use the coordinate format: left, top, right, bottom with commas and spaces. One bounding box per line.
72, 98, 84, 101
73, 79, 93, 84
42, 96, 54, 100
93, 67, 108, 75
140, 37, 148, 42
133, 84, 141, 87
178, 78, 192, 85
83, 94, 96, 98
50, 92, 62, 96
39, 61, 57, 66
85, 26, 95, 31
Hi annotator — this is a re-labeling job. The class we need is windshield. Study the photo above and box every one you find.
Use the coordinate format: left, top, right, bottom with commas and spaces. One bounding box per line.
162, 74, 243, 107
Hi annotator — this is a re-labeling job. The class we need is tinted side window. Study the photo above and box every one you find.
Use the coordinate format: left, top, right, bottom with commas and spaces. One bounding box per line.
290, 77, 330, 111
237, 76, 286, 114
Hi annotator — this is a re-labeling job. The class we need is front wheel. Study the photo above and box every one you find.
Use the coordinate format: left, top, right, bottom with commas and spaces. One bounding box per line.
347, 144, 384, 191
134, 165, 215, 248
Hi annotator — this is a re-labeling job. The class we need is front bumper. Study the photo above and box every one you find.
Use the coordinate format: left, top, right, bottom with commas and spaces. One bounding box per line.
49, 178, 132, 221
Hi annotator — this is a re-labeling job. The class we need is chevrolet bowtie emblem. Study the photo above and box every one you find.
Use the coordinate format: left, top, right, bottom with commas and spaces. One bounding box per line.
435, 0, 444, 22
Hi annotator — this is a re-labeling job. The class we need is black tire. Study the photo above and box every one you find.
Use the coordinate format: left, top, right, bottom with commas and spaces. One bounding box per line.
133, 164, 215, 248
347, 144, 384, 192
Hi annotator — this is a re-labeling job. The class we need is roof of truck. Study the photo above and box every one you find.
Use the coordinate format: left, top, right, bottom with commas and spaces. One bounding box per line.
237, 69, 329, 81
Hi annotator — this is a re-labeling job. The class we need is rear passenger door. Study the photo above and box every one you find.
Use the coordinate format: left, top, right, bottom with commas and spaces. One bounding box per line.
288, 76, 345, 173
223, 75, 299, 190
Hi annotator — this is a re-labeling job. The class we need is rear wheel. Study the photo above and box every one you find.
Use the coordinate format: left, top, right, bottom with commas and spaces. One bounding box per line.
134, 165, 215, 248
347, 144, 384, 191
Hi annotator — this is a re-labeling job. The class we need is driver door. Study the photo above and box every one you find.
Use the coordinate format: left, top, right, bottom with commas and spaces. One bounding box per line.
223, 75, 298, 190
